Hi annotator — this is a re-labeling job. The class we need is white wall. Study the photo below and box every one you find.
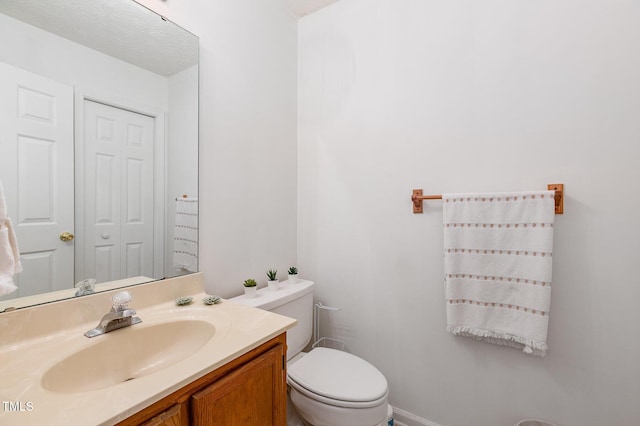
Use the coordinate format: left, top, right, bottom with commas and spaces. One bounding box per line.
136, 0, 298, 295
166, 65, 199, 277
299, 1, 640, 425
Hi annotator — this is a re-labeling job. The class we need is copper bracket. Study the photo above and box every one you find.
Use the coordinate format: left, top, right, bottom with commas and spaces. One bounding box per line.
411, 189, 443, 214
412, 189, 424, 213
548, 183, 564, 214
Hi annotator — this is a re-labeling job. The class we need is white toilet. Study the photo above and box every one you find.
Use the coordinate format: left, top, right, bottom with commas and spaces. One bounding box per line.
230, 280, 391, 426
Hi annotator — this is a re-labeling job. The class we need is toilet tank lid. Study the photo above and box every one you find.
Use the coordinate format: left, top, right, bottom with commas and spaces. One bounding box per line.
229, 280, 314, 311
288, 347, 388, 404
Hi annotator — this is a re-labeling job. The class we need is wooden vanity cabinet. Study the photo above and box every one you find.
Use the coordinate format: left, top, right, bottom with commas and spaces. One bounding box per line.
117, 333, 287, 426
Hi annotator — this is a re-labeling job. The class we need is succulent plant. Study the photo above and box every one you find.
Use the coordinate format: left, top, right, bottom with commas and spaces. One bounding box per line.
266, 269, 278, 281
203, 295, 221, 305
288, 266, 298, 275
175, 296, 194, 306
243, 278, 257, 287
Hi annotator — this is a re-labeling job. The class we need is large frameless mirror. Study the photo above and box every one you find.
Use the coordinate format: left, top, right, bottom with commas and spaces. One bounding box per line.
0, 0, 199, 310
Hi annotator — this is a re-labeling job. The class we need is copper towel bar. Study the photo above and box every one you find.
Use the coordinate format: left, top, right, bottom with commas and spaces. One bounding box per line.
411, 184, 564, 214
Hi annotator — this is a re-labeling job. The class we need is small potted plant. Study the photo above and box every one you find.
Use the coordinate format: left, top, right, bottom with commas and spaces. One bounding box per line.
266, 268, 279, 291
288, 266, 298, 284
243, 278, 257, 298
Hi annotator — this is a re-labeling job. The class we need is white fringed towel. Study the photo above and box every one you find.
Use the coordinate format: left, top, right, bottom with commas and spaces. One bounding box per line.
173, 197, 198, 273
443, 191, 555, 356
0, 179, 22, 297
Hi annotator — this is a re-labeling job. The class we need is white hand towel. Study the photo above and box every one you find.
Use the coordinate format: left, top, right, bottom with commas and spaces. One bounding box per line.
443, 191, 555, 356
173, 197, 198, 273
0, 179, 22, 296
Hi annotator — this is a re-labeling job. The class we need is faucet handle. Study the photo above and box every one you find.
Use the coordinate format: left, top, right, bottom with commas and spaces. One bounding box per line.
112, 291, 133, 311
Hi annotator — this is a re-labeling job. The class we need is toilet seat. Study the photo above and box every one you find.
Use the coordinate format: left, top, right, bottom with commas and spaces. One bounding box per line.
287, 347, 388, 409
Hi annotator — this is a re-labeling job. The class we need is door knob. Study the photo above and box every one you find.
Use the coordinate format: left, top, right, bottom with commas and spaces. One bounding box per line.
60, 232, 75, 242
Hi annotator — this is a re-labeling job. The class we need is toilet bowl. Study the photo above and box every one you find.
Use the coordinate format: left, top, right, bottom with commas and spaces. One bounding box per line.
288, 347, 389, 426
230, 280, 390, 426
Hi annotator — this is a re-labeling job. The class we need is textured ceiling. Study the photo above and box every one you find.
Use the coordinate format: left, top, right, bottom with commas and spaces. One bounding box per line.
286, 0, 340, 17
0, 0, 198, 77
0, 0, 338, 77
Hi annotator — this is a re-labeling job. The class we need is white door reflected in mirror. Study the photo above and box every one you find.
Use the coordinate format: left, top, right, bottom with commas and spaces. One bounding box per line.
81, 100, 155, 284
0, 62, 75, 298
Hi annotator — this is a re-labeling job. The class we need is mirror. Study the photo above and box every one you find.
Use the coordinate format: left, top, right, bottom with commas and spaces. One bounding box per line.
0, 0, 199, 310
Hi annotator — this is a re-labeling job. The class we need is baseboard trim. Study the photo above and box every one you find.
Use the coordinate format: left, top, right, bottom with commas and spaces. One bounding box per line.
391, 405, 442, 426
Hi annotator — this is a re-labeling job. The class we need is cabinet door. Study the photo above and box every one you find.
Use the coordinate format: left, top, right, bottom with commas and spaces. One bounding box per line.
139, 403, 186, 426
191, 345, 285, 426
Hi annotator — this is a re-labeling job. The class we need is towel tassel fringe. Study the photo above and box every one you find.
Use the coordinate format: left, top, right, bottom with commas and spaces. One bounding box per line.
447, 325, 548, 357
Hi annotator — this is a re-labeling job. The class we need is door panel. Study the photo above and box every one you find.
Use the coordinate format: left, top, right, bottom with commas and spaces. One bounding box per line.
82, 100, 154, 282
191, 345, 286, 426
0, 62, 74, 297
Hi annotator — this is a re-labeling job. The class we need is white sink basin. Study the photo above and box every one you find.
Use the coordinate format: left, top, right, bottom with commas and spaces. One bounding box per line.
41, 319, 216, 393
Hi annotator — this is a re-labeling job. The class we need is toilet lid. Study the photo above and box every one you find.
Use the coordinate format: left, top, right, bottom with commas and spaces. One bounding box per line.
287, 348, 388, 404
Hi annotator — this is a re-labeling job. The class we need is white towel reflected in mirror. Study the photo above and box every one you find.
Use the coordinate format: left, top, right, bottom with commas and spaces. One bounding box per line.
0, 179, 22, 297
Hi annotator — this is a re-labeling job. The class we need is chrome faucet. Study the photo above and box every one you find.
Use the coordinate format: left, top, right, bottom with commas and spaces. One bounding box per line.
84, 291, 142, 338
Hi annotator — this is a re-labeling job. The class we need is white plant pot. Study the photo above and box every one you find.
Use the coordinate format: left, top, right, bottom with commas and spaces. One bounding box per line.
267, 280, 279, 291
244, 286, 257, 298
288, 274, 298, 284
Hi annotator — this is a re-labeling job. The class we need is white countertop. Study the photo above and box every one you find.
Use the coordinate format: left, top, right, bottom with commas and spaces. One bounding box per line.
0, 273, 296, 425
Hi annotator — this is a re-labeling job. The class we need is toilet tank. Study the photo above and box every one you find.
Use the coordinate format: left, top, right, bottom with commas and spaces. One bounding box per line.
229, 280, 315, 360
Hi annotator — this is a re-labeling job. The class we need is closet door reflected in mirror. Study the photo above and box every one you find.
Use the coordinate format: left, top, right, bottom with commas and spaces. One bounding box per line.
81, 100, 155, 283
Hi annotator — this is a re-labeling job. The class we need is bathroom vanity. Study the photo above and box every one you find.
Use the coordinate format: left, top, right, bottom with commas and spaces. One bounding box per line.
0, 274, 295, 425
